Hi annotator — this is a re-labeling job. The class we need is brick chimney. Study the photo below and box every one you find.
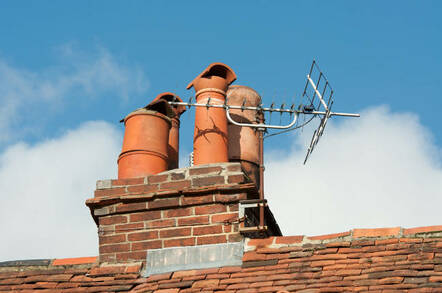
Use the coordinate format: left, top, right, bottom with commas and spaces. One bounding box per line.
86, 163, 281, 265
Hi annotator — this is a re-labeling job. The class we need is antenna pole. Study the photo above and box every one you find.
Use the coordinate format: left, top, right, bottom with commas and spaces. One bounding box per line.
258, 124, 265, 230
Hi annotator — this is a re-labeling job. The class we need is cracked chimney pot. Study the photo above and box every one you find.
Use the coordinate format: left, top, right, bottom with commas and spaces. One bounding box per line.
118, 108, 171, 179
187, 63, 237, 165
152, 92, 186, 170
227, 85, 262, 189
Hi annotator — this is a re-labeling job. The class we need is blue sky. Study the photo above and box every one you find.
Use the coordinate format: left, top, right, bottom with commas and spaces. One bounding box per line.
0, 1, 441, 260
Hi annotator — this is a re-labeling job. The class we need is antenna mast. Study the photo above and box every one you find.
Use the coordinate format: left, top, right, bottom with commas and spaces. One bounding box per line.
167, 60, 360, 232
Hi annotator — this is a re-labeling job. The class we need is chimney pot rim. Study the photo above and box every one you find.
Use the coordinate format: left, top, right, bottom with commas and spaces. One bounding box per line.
186, 62, 237, 90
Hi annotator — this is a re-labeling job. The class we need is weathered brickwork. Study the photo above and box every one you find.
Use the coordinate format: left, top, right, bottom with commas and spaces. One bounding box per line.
87, 163, 255, 264
0, 227, 440, 292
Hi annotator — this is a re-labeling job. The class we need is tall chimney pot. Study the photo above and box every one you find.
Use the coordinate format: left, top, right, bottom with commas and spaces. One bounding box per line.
187, 63, 237, 165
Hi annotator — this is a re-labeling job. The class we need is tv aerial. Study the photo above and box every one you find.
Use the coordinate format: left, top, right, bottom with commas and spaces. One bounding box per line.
166, 60, 359, 232
167, 60, 360, 165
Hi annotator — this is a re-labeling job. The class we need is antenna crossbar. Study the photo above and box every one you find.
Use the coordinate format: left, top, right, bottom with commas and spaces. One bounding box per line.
166, 101, 359, 118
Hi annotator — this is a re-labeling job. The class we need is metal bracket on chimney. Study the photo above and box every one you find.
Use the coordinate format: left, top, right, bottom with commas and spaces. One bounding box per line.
239, 199, 268, 233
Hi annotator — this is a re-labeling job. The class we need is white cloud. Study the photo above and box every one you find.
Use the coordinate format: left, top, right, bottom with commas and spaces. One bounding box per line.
0, 46, 148, 143
0, 121, 121, 261
266, 105, 442, 237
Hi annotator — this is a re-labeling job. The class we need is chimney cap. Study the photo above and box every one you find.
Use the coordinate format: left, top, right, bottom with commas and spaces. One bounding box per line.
152, 92, 186, 117
186, 62, 237, 91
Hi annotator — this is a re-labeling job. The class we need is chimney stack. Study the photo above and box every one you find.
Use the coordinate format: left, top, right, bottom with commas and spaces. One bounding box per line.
87, 64, 281, 268
187, 63, 236, 165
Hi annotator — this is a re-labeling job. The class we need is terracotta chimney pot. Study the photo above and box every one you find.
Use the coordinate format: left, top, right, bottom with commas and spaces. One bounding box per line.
118, 108, 171, 179
226, 85, 262, 188
152, 92, 186, 170
187, 63, 237, 165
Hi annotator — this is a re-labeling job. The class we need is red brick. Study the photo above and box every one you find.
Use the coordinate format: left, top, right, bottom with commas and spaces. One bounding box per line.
194, 204, 227, 215
128, 230, 158, 241
164, 237, 196, 248
160, 180, 191, 190
223, 224, 233, 233
182, 195, 214, 205
147, 219, 176, 228
148, 174, 169, 183
197, 235, 227, 245
99, 215, 128, 225
178, 215, 209, 226
160, 227, 192, 238
116, 222, 144, 232
189, 166, 222, 176
95, 187, 126, 197
149, 197, 180, 209
215, 193, 247, 203
211, 213, 238, 223
170, 172, 185, 180
129, 210, 161, 222
308, 231, 351, 241
352, 227, 400, 238
99, 234, 126, 245
115, 202, 147, 213
116, 251, 147, 262
226, 164, 241, 172
403, 225, 442, 235
164, 207, 193, 217
99, 243, 130, 254
229, 204, 239, 212
132, 240, 162, 251
99, 253, 116, 263
127, 184, 158, 194
112, 178, 145, 186
275, 235, 304, 244
193, 225, 223, 236
228, 174, 245, 184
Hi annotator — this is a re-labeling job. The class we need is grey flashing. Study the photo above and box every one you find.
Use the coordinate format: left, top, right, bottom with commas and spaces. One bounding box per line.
0, 259, 52, 267
144, 242, 244, 276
